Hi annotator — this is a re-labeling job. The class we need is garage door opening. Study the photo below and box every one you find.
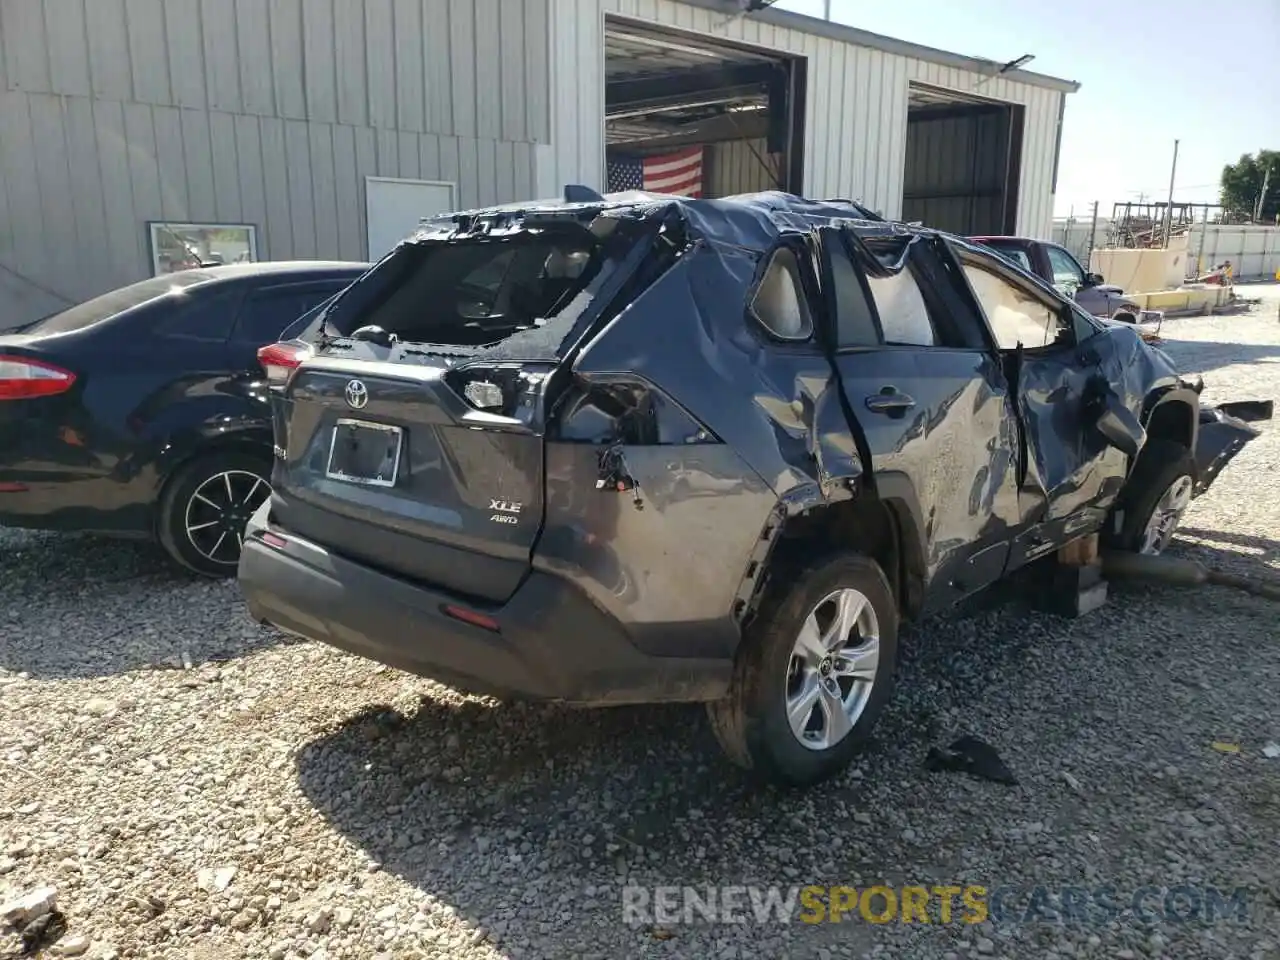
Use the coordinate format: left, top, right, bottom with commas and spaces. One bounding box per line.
902, 83, 1024, 235
604, 18, 805, 199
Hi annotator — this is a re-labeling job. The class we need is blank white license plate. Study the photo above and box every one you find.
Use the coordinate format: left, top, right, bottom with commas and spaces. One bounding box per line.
325, 418, 403, 487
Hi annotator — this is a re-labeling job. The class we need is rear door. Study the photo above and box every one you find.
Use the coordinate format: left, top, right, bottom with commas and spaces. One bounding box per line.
819, 229, 1021, 608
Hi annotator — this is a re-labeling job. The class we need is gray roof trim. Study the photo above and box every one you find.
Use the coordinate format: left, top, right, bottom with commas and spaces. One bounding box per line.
677, 0, 1081, 94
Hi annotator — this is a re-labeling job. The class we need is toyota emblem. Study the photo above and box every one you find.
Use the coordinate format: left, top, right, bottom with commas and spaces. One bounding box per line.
344, 379, 369, 410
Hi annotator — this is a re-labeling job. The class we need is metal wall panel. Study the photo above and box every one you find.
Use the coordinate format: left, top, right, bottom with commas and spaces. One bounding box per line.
3, 0, 552, 144
902, 108, 1010, 234
0, 90, 551, 316
541, 0, 1065, 237
708, 139, 782, 197
86, 0, 133, 101
0, 0, 554, 323
235, 0, 274, 115
535, 0, 604, 198
201, 0, 242, 113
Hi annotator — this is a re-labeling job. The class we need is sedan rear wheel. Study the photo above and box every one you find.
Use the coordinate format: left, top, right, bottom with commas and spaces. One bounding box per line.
184, 469, 271, 567
159, 451, 272, 577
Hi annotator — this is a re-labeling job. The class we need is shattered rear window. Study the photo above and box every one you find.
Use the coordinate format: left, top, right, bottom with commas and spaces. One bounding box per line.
322, 234, 600, 349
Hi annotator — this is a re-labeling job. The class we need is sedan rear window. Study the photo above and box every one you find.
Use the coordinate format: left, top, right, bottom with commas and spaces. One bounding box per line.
978, 242, 1032, 273
26, 271, 215, 335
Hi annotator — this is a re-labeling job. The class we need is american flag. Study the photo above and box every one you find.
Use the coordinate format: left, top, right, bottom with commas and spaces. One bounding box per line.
606, 147, 704, 197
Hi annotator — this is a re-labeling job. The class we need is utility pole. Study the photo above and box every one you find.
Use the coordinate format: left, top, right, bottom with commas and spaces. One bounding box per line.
1254, 162, 1272, 223
1085, 200, 1099, 268
1162, 139, 1180, 248
1196, 204, 1209, 277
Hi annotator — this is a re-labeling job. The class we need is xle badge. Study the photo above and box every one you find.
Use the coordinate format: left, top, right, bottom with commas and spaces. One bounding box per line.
489, 499, 522, 525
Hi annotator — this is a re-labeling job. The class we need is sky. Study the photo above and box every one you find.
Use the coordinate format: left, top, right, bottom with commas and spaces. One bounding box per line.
775, 0, 1280, 217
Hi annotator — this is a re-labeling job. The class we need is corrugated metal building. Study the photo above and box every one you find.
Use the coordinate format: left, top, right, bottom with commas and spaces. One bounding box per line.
0, 0, 1077, 326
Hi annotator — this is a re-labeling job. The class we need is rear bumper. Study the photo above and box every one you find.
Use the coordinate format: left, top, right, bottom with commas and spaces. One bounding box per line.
237, 504, 731, 705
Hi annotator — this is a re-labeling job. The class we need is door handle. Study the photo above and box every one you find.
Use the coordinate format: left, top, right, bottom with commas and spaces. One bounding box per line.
864, 387, 916, 414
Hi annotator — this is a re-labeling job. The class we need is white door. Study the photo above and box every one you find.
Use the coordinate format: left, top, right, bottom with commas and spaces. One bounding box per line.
365, 177, 456, 261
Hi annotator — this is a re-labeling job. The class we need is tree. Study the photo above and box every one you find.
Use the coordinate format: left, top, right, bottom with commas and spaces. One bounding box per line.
1220, 151, 1280, 222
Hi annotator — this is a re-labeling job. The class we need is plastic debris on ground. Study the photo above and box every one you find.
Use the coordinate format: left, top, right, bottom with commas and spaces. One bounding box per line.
924, 735, 1018, 785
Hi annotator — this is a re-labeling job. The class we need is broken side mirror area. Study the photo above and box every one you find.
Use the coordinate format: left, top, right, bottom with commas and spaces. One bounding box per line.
1084, 376, 1146, 459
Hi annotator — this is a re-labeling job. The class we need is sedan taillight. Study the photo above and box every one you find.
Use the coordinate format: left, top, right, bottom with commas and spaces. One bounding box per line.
0, 355, 77, 400
257, 341, 314, 386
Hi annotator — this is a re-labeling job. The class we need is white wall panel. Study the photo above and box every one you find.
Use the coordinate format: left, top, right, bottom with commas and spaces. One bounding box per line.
0, 0, 553, 323
541, 0, 1068, 237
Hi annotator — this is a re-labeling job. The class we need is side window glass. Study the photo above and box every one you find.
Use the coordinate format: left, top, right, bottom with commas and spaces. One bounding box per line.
827, 241, 881, 348
996, 248, 1032, 272
234, 284, 345, 345
751, 248, 814, 341
963, 263, 1067, 350
153, 288, 241, 342
1046, 245, 1085, 293
866, 269, 936, 346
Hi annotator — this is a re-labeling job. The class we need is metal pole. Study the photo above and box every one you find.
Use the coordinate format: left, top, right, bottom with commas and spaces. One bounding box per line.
1196, 204, 1209, 278
1085, 200, 1099, 269
823, 0, 832, 19
1162, 139, 1179, 248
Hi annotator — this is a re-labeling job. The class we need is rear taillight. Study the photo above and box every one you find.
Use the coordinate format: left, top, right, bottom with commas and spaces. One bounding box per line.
0, 355, 77, 400
257, 341, 314, 386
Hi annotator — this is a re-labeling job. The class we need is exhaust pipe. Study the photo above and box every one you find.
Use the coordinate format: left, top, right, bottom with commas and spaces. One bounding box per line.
1101, 551, 1280, 601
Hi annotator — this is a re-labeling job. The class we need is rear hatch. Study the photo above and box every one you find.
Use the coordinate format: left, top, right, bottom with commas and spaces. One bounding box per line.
269, 208, 671, 602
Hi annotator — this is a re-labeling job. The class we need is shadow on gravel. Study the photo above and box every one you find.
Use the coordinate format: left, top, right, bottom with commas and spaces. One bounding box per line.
292, 535, 1278, 953
293, 590, 1066, 954
0, 530, 290, 679
1152, 338, 1280, 375
1168, 528, 1280, 586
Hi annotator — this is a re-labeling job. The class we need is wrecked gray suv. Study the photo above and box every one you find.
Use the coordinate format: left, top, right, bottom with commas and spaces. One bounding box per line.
238, 191, 1264, 786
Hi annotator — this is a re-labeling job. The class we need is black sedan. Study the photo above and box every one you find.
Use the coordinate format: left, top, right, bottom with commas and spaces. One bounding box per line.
0, 260, 368, 575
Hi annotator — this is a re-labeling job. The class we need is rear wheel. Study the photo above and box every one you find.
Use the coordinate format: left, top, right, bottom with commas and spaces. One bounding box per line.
1112, 439, 1196, 555
707, 553, 898, 787
158, 450, 273, 577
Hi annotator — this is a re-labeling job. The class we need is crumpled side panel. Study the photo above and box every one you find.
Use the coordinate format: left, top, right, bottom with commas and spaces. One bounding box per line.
573, 243, 860, 505
1018, 324, 1185, 521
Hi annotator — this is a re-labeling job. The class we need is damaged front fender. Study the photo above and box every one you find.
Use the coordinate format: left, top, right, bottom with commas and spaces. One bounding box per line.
1193, 403, 1268, 497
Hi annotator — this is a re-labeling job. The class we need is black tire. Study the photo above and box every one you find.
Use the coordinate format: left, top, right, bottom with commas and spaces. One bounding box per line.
707, 552, 898, 787
1110, 439, 1196, 555
157, 449, 273, 577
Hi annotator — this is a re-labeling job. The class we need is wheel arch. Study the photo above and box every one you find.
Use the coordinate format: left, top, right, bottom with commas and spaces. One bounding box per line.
1140, 387, 1199, 463
751, 485, 926, 623
151, 428, 274, 533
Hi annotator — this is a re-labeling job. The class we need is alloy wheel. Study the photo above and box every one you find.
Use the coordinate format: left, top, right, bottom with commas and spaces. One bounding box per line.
785, 587, 880, 751
1139, 474, 1193, 555
184, 470, 272, 566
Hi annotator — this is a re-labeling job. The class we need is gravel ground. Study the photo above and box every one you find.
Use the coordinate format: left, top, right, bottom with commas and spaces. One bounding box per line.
3, 291, 1279, 960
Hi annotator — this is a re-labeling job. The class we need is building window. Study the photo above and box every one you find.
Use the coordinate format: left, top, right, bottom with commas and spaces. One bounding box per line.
148, 222, 258, 276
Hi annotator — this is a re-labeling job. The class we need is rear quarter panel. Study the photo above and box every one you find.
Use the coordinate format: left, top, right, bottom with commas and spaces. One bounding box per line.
535, 442, 777, 660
